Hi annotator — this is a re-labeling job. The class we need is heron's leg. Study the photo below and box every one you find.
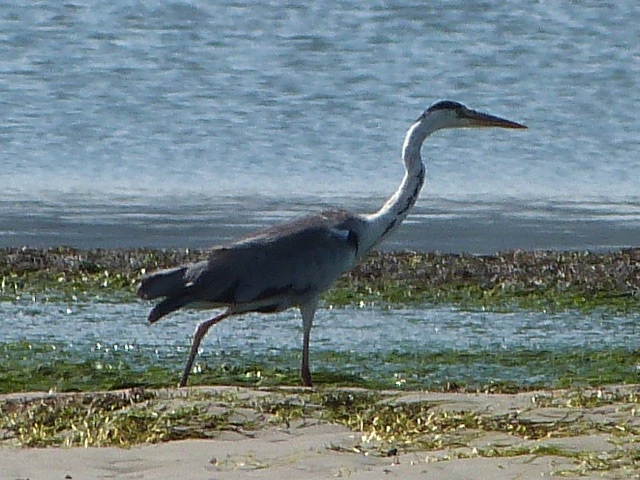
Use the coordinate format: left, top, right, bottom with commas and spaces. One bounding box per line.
299, 298, 319, 387
179, 311, 231, 387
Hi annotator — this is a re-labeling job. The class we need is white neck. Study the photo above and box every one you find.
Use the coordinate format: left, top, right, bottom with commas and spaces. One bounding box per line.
360, 117, 437, 255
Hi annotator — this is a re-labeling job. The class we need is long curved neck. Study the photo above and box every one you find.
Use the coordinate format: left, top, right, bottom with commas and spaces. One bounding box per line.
360, 118, 435, 255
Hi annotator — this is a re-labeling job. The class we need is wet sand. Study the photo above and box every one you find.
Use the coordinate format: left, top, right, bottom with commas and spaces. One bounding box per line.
2, 198, 639, 253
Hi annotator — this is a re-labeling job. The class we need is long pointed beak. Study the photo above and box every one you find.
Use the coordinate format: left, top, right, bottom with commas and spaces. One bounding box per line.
465, 109, 527, 129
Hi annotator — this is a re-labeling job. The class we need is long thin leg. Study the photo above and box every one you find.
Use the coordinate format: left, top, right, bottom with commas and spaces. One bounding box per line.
179, 310, 232, 387
299, 298, 319, 387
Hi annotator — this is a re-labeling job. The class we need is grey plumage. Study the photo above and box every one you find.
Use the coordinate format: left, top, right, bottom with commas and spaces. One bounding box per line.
138, 101, 526, 387
137, 210, 366, 386
139, 209, 362, 320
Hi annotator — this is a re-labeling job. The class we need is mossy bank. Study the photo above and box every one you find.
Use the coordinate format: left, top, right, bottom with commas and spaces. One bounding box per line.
2, 247, 639, 312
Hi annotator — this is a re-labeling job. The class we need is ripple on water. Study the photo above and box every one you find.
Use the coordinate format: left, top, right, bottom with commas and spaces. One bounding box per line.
1, 300, 638, 387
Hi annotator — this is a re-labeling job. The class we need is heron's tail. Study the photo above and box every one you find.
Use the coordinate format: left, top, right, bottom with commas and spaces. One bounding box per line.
137, 266, 188, 300
137, 266, 193, 323
147, 295, 191, 323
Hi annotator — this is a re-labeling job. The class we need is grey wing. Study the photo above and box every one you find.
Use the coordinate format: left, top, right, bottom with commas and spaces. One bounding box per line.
192, 223, 359, 308
140, 210, 363, 322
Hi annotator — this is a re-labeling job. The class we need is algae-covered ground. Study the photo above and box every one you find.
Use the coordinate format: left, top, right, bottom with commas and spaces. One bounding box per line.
1, 247, 639, 475
1, 247, 639, 395
2, 246, 639, 311
1, 385, 639, 478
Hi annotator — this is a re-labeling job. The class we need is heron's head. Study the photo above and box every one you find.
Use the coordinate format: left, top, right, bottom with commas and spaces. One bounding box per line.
420, 100, 527, 130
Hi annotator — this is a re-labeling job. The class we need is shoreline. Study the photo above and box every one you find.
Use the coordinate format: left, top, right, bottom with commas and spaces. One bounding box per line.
2, 246, 638, 309
2, 198, 640, 253
1, 384, 639, 479
2, 246, 639, 478
3, 245, 639, 280
2, 246, 639, 394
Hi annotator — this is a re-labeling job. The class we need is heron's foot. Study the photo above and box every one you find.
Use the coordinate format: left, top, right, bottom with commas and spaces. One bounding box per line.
179, 366, 192, 387
301, 369, 313, 387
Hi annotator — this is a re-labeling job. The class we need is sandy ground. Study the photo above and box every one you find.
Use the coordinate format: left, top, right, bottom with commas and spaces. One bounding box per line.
2, 386, 639, 480
0, 432, 578, 480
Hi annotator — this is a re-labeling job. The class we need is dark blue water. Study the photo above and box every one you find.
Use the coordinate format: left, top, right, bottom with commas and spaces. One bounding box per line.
1, 1, 639, 252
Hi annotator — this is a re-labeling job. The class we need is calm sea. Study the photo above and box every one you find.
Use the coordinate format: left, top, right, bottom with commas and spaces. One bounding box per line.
2, 1, 639, 252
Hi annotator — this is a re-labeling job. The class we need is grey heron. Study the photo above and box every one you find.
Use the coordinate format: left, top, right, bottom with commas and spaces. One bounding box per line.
137, 100, 526, 387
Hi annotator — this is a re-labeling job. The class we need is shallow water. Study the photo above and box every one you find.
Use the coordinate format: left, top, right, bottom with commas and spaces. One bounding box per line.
2, 299, 638, 388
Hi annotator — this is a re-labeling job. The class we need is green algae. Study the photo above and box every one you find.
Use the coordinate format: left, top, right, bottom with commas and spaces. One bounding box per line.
2, 340, 639, 395
2, 247, 639, 312
2, 247, 639, 396
2, 384, 639, 477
